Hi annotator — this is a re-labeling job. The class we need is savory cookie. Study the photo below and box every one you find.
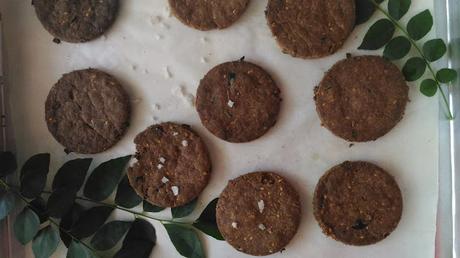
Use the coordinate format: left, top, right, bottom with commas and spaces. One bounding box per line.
216, 172, 301, 256
168, 0, 250, 30
266, 0, 356, 58
196, 60, 281, 143
314, 55, 409, 142
33, 0, 119, 43
313, 161, 403, 246
45, 68, 130, 154
127, 123, 212, 208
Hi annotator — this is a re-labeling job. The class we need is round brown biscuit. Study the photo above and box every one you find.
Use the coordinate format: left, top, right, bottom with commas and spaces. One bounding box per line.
266, 0, 356, 59
33, 0, 119, 43
196, 60, 281, 143
313, 161, 403, 246
45, 69, 130, 154
314, 55, 409, 142
127, 123, 212, 208
216, 172, 301, 256
168, 0, 250, 31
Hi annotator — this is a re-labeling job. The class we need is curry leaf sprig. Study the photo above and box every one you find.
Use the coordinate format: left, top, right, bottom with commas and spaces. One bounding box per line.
357, 0, 457, 120
0, 152, 222, 258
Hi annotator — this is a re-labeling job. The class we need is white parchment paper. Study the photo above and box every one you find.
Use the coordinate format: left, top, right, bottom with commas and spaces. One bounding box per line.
0, 0, 438, 257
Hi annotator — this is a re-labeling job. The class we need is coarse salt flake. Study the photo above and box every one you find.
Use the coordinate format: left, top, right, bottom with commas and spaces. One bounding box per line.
258, 224, 266, 230
172, 132, 179, 136
164, 6, 171, 17
159, 157, 166, 163
227, 100, 234, 108
164, 66, 172, 78
172, 86, 195, 108
161, 177, 169, 183
160, 22, 170, 29
231, 222, 238, 229
152, 104, 161, 110
171, 186, 179, 196
157, 164, 164, 170
182, 140, 188, 147
258, 200, 265, 213
132, 98, 142, 104
149, 15, 162, 25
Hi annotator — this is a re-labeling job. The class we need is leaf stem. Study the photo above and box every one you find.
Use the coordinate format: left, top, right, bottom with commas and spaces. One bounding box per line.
39, 188, 191, 226
47, 218, 97, 254
370, 0, 454, 120
0, 179, 96, 254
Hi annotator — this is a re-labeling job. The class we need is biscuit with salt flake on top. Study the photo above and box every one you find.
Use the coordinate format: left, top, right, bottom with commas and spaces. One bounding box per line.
168, 0, 250, 31
314, 55, 409, 142
313, 161, 403, 246
266, 0, 356, 59
33, 0, 119, 43
196, 60, 281, 143
128, 122, 212, 208
216, 172, 301, 256
45, 68, 130, 154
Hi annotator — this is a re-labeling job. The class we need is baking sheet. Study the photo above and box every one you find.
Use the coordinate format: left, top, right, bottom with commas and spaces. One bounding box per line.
0, 0, 438, 257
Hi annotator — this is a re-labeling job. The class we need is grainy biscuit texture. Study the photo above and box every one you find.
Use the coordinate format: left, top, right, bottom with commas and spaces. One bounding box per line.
168, 0, 250, 30
196, 61, 281, 143
266, 0, 356, 58
313, 161, 403, 245
33, 0, 119, 43
216, 172, 301, 256
315, 55, 409, 142
128, 123, 211, 208
45, 69, 130, 154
